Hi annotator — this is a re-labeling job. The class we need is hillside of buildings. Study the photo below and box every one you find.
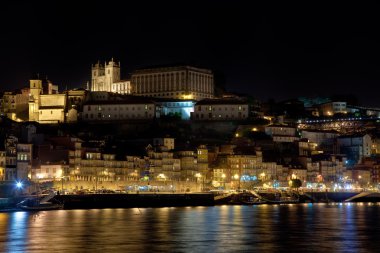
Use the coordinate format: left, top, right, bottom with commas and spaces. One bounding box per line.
2, 60, 380, 194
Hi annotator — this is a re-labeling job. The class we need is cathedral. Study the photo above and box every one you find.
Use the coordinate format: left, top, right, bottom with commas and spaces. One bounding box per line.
91, 59, 131, 94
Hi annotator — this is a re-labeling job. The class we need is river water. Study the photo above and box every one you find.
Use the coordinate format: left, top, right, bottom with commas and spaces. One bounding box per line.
0, 203, 379, 252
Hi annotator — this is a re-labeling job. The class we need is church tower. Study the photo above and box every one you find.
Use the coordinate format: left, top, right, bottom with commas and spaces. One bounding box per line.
105, 58, 120, 92
91, 61, 105, 91
28, 77, 42, 121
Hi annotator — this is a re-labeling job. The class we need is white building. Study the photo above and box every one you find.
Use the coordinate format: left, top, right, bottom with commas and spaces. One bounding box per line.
155, 99, 195, 120
16, 143, 32, 180
82, 99, 156, 121
193, 99, 249, 120
131, 66, 214, 100
34, 163, 67, 181
91, 59, 131, 94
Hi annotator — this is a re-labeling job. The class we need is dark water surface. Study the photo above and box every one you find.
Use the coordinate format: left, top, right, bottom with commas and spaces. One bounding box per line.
1, 203, 380, 252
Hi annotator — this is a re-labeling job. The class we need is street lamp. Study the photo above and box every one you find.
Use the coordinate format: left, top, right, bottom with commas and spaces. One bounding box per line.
260, 172, 266, 181
158, 173, 166, 191
195, 173, 202, 191
16, 181, 23, 189
15, 181, 23, 196
221, 173, 226, 189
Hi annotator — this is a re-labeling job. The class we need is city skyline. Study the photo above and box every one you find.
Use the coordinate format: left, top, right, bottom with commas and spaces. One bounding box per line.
1, 1, 380, 105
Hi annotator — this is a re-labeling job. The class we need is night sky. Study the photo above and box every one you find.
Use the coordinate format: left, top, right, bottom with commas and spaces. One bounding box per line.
1, 1, 380, 106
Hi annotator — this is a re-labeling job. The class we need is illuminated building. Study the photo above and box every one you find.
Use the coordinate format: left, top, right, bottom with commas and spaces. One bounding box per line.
0, 88, 29, 121
82, 98, 156, 121
145, 144, 181, 181
155, 99, 195, 120
131, 66, 214, 100
16, 143, 32, 180
28, 78, 66, 124
91, 59, 131, 94
193, 98, 249, 120
33, 163, 67, 181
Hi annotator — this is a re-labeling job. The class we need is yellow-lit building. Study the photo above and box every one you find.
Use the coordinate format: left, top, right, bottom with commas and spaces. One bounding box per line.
28, 78, 66, 124
131, 66, 214, 100
91, 59, 131, 94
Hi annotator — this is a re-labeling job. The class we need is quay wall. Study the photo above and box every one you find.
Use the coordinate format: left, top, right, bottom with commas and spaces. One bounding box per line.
54, 193, 215, 209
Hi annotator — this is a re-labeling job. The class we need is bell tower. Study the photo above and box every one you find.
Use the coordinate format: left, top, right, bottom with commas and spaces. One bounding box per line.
105, 58, 120, 92
28, 77, 42, 121
91, 61, 105, 91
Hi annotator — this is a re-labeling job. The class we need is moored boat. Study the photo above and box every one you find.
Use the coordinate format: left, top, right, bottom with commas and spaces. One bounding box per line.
17, 193, 64, 211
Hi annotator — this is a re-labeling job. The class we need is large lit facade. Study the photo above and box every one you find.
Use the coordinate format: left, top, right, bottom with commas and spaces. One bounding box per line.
82, 100, 156, 121
91, 59, 131, 94
131, 66, 214, 100
28, 78, 66, 124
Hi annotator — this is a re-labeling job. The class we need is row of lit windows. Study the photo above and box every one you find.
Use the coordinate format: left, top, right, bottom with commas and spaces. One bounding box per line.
197, 106, 246, 111
84, 113, 153, 119
17, 154, 29, 161
87, 105, 153, 111
195, 113, 246, 119
37, 168, 59, 173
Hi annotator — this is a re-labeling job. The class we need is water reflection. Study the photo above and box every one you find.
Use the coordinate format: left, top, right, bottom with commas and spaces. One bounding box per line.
0, 204, 379, 252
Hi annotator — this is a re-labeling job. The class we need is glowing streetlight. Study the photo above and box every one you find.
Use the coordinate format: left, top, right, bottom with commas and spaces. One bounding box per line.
158, 173, 166, 180
222, 173, 226, 189
16, 181, 23, 189
195, 173, 202, 191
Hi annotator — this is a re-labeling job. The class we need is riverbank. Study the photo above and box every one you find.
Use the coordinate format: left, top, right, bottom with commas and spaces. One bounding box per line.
2, 191, 380, 211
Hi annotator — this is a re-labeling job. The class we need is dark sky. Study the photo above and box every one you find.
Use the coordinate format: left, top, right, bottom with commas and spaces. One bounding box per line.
1, 1, 380, 106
